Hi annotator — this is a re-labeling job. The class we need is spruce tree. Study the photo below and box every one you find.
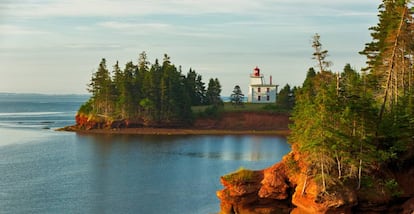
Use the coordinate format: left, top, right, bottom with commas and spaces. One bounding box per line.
88, 58, 113, 116
206, 78, 222, 106
230, 85, 244, 106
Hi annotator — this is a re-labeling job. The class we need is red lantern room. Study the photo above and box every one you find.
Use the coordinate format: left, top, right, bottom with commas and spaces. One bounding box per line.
253, 66, 260, 76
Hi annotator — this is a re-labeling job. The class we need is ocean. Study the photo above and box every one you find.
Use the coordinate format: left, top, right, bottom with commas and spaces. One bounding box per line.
0, 93, 290, 214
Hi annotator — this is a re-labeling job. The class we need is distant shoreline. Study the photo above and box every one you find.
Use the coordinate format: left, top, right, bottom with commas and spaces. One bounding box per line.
58, 126, 290, 136
59, 111, 291, 136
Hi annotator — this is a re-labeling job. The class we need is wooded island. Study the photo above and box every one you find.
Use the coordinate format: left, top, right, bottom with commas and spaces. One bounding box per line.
77, 52, 223, 128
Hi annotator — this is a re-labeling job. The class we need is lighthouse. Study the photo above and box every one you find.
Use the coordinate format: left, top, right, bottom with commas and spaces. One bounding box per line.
247, 66, 278, 103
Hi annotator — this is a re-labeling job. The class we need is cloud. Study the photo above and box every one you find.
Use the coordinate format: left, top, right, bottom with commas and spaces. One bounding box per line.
96, 21, 237, 39
1, 0, 379, 19
0, 24, 48, 35
1, 0, 264, 18
98, 21, 171, 30
64, 43, 122, 50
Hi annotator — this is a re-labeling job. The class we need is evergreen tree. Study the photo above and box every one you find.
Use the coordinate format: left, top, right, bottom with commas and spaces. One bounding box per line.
149, 59, 162, 122
206, 78, 222, 106
81, 53, 217, 127
185, 68, 199, 106
122, 61, 138, 118
138, 51, 150, 72
195, 74, 207, 105
112, 61, 124, 117
360, 0, 414, 120
230, 85, 244, 106
312, 33, 332, 73
88, 58, 113, 116
360, 0, 414, 159
276, 84, 294, 111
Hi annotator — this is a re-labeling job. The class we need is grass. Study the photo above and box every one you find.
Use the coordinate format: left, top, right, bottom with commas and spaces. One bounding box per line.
191, 102, 285, 114
222, 167, 256, 184
223, 102, 270, 112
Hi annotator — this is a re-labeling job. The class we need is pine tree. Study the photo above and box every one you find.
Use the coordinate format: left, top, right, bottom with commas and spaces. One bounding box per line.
230, 85, 244, 106
81, 52, 216, 127
360, 0, 414, 160
276, 84, 294, 111
88, 58, 113, 116
112, 61, 124, 118
195, 74, 207, 105
360, 0, 414, 120
312, 33, 332, 73
206, 78, 222, 106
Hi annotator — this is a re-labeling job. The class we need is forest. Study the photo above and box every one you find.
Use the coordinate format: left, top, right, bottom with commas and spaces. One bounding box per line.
290, 0, 414, 195
78, 52, 222, 127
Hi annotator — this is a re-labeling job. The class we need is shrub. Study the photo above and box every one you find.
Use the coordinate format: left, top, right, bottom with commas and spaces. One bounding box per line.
384, 179, 402, 197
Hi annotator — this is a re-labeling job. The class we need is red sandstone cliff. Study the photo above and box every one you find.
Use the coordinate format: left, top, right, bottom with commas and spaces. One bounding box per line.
217, 144, 414, 214
72, 112, 290, 131
193, 112, 289, 131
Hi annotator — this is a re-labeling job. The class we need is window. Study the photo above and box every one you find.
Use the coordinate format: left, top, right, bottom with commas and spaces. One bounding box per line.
258, 87, 261, 92
266, 88, 270, 92
258, 96, 261, 101
267, 96, 270, 101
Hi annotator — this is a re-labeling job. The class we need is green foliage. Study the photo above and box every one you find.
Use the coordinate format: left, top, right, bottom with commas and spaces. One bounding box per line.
276, 84, 295, 112
186, 68, 207, 106
206, 78, 223, 106
312, 33, 332, 73
230, 85, 244, 106
289, 1, 413, 195
285, 154, 300, 175
78, 99, 93, 114
83, 52, 219, 126
360, 176, 374, 188
222, 167, 255, 185
262, 104, 278, 111
384, 179, 402, 197
291, 32, 400, 193
203, 105, 223, 118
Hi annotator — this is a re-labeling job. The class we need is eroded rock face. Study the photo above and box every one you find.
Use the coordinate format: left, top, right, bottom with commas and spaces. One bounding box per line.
402, 197, 414, 214
258, 163, 290, 200
217, 161, 294, 214
217, 149, 358, 214
194, 112, 290, 130
73, 112, 290, 131
217, 144, 414, 214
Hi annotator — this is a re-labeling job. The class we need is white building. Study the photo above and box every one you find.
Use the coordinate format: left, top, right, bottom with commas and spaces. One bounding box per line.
248, 66, 278, 103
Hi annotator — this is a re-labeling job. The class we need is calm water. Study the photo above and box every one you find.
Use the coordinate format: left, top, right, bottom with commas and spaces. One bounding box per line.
0, 93, 290, 214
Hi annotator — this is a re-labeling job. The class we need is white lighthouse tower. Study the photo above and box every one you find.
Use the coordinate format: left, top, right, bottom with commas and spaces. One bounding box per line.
248, 66, 278, 103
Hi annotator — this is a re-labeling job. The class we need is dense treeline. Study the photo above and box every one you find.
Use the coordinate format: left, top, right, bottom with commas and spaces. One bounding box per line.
276, 84, 296, 112
79, 52, 221, 126
290, 0, 414, 195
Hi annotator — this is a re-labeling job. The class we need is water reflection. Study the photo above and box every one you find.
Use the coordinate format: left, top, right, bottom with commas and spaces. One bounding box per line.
0, 132, 290, 214
72, 134, 290, 213
76, 134, 290, 162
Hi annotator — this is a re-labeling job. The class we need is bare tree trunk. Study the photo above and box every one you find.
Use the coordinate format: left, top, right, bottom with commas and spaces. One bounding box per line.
321, 156, 326, 192
357, 159, 363, 190
336, 72, 340, 96
301, 172, 308, 196
335, 152, 342, 179
379, 7, 406, 121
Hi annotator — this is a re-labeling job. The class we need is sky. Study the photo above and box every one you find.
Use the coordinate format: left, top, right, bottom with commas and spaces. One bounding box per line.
0, 0, 381, 95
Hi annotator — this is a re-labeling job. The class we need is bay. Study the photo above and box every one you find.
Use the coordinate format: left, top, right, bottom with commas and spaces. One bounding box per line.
0, 94, 290, 214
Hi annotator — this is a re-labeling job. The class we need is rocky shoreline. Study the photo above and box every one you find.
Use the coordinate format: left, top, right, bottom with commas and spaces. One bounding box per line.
59, 126, 290, 136
216, 144, 414, 214
59, 110, 414, 213
58, 112, 291, 136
